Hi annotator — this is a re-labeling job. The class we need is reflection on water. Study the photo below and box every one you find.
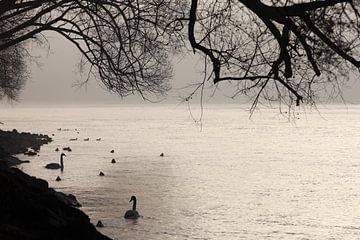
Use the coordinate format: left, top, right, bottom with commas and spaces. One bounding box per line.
2, 104, 360, 239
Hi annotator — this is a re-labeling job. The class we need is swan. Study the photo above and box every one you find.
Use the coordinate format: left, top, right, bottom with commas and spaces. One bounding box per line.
124, 196, 140, 219
45, 153, 65, 171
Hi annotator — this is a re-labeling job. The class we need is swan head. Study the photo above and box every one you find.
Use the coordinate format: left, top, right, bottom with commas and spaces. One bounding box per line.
61, 153, 66, 157
130, 195, 136, 202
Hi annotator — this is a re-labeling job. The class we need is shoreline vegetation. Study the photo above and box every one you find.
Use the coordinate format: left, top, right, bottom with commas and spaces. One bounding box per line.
0, 129, 111, 240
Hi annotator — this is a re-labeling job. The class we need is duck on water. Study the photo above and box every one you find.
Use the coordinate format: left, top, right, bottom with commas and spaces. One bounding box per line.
45, 153, 66, 171
124, 196, 140, 219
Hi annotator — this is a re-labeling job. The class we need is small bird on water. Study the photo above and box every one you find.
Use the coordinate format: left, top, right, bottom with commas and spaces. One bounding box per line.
99, 171, 105, 176
63, 147, 72, 152
111, 159, 116, 164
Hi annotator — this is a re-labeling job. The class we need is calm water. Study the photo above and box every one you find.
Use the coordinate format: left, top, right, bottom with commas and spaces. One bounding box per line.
1, 104, 360, 239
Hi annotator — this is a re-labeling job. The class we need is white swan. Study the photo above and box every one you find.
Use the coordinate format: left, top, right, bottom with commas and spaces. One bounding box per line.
45, 153, 65, 171
124, 196, 140, 219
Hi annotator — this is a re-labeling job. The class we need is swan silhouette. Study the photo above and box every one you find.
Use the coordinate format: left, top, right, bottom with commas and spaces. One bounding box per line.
124, 196, 140, 219
45, 153, 65, 171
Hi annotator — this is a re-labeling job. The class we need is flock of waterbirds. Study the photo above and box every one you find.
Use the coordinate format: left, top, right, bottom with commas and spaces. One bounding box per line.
42, 127, 165, 226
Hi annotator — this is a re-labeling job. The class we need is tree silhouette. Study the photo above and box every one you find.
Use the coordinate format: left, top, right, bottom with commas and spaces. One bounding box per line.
0, 17, 27, 101
0, 44, 27, 100
0, 0, 359, 106
187, 0, 360, 109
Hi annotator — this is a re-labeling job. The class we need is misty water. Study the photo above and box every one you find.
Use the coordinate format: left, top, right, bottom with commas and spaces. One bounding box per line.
2, 104, 360, 239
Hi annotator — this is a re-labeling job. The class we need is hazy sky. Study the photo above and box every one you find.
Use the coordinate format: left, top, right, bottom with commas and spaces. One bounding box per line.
14, 32, 360, 105
19, 32, 232, 105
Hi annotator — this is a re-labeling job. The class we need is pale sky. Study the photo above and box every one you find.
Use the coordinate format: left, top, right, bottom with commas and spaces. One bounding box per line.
19, 32, 228, 105
14, 32, 360, 105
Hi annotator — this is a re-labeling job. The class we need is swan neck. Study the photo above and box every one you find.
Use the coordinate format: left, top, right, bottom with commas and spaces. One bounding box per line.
132, 198, 137, 211
60, 155, 64, 169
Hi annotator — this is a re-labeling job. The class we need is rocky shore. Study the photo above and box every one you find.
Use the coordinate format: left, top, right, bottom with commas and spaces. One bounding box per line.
0, 129, 52, 155
0, 130, 111, 240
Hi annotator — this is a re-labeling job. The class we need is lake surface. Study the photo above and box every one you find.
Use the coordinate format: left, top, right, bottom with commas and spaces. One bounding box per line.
1, 104, 360, 239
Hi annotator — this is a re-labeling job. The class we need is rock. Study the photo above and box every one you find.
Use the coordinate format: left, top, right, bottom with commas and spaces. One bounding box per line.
24, 150, 37, 156
0, 168, 110, 240
0, 155, 30, 169
160, 153, 164, 157
96, 138, 101, 141
56, 176, 61, 181
110, 150, 114, 153
96, 221, 104, 228
55, 148, 59, 152
0, 146, 8, 158
53, 192, 82, 208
